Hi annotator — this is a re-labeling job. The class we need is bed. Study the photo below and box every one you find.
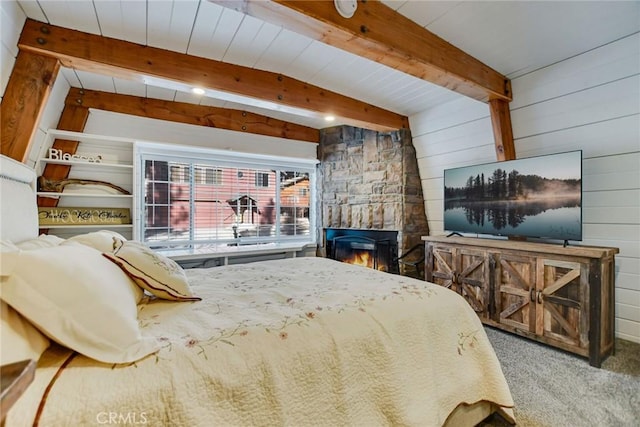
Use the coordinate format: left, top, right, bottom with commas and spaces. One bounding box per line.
0, 154, 515, 426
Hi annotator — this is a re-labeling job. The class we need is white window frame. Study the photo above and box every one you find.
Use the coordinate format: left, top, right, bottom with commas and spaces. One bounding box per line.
134, 142, 318, 249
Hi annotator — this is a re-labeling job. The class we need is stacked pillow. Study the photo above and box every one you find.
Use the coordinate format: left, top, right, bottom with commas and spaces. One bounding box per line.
1, 239, 53, 365
0, 231, 200, 365
104, 238, 201, 301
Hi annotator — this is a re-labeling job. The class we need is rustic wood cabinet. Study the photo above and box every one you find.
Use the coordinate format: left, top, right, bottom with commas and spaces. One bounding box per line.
423, 236, 618, 367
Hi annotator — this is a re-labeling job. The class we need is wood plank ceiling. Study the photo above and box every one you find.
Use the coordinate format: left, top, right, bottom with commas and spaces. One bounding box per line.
5, 0, 511, 162
2, 0, 638, 161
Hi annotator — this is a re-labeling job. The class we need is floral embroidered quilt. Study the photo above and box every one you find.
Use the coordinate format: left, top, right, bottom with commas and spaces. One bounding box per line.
7, 257, 514, 426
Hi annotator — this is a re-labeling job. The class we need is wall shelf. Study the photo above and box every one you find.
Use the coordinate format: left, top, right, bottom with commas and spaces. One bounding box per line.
40, 224, 133, 230
38, 158, 133, 169
36, 129, 137, 240
37, 192, 134, 199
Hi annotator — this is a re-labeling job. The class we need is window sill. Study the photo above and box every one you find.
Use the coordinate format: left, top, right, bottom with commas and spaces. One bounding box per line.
158, 242, 317, 265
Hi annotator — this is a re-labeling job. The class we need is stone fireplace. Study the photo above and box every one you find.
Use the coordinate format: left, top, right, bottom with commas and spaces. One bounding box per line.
317, 126, 429, 273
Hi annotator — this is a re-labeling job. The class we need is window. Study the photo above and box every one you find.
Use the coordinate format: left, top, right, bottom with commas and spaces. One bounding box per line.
195, 166, 222, 185
255, 172, 269, 187
170, 164, 189, 183
137, 143, 317, 250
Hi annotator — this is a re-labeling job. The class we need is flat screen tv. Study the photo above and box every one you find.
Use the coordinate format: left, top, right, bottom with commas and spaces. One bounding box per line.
443, 150, 582, 242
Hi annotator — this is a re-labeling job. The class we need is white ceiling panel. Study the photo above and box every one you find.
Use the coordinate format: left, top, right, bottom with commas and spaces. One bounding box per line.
285, 40, 345, 83
221, 14, 277, 68
174, 90, 205, 104
74, 69, 115, 92
147, 0, 199, 52
420, 1, 640, 79
386, 0, 462, 27
1, 44, 16, 96
94, 0, 147, 45
350, 61, 394, 89
189, 3, 245, 61
113, 77, 146, 97
2, 1, 25, 56
308, 50, 363, 90
16, 0, 49, 23
186, 1, 223, 58
59, 67, 81, 87
253, 28, 313, 74
37, 0, 99, 34
146, 85, 178, 102
198, 95, 228, 108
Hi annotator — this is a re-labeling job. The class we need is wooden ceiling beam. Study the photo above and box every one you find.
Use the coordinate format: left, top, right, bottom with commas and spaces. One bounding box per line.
215, 0, 511, 103
18, 18, 408, 132
66, 88, 320, 143
489, 99, 516, 161
0, 50, 60, 161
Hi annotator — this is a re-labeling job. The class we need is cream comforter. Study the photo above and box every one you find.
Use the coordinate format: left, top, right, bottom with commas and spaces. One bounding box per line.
7, 257, 514, 426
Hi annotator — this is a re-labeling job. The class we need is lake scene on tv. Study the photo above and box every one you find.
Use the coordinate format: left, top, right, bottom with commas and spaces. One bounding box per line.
444, 151, 582, 241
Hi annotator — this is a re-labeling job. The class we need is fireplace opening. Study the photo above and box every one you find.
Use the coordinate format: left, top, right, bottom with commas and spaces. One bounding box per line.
325, 228, 399, 273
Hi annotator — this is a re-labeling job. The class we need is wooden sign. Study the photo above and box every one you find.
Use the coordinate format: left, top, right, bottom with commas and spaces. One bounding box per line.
38, 207, 131, 226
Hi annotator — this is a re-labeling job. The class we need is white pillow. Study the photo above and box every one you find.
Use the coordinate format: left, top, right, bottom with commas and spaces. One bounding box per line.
15, 234, 65, 250
58, 239, 144, 304
66, 230, 127, 253
103, 239, 200, 301
0, 301, 50, 365
0, 240, 20, 278
0, 242, 160, 364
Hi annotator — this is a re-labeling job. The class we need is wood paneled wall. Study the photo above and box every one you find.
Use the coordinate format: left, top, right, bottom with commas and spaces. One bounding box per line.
410, 33, 640, 343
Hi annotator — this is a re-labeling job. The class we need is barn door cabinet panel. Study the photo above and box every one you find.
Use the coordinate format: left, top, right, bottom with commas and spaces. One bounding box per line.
492, 252, 537, 333
422, 236, 618, 367
426, 244, 491, 320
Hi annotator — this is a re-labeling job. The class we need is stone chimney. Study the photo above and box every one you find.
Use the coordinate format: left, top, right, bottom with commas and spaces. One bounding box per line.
316, 126, 429, 264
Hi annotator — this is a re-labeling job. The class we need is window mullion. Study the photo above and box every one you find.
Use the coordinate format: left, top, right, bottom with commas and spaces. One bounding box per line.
275, 170, 281, 239
189, 164, 195, 246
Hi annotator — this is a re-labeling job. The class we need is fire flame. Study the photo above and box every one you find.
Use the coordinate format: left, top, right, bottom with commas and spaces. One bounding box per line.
345, 251, 373, 268
342, 251, 387, 272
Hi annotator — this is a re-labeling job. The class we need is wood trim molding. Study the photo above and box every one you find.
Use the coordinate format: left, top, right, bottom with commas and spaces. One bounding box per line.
215, 0, 511, 103
489, 99, 516, 161
1, 50, 60, 162
66, 88, 320, 143
18, 19, 408, 132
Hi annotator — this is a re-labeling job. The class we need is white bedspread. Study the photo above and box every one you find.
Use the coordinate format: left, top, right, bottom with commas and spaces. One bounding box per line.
7, 257, 514, 426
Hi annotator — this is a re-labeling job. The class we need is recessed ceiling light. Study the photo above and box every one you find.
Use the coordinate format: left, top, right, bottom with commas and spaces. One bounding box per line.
191, 87, 205, 95
325, 115, 336, 122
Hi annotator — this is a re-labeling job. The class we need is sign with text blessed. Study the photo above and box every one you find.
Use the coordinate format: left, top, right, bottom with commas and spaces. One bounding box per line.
38, 207, 131, 226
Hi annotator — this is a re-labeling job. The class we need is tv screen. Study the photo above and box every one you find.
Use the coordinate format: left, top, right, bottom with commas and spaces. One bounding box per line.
443, 151, 582, 241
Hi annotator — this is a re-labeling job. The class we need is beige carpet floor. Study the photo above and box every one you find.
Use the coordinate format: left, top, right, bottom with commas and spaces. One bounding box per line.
481, 327, 640, 427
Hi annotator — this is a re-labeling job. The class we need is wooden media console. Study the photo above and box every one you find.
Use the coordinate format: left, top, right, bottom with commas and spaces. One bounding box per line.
422, 236, 618, 367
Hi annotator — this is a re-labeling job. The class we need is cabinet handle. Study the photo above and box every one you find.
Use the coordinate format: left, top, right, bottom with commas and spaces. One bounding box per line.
530, 289, 536, 302
537, 291, 543, 304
